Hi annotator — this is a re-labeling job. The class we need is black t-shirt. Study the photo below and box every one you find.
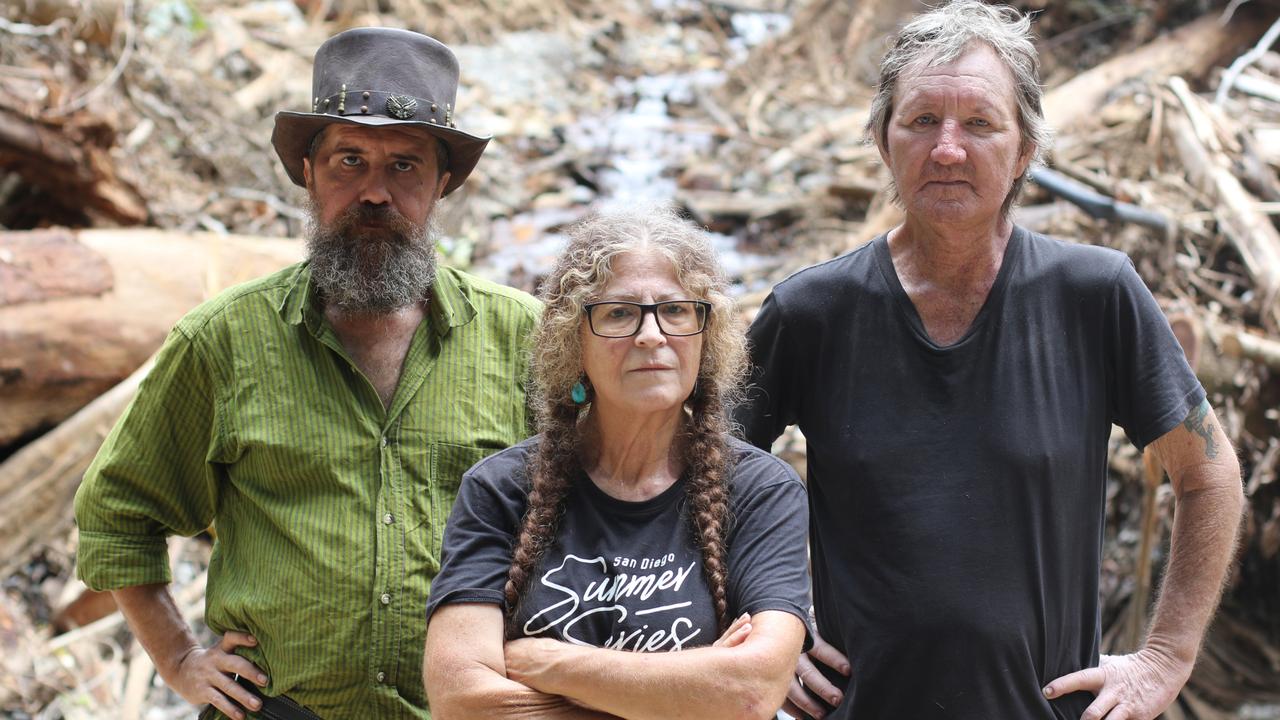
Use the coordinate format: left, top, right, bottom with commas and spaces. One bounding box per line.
736, 228, 1204, 719
426, 435, 813, 651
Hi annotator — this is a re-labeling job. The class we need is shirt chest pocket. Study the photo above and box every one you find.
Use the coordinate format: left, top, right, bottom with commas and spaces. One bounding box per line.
406, 442, 495, 558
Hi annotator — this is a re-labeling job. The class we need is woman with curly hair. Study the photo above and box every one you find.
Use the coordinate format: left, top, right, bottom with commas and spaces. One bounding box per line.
423, 205, 811, 719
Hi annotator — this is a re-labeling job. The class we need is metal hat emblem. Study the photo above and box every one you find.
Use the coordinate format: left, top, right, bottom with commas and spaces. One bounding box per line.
386, 95, 418, 119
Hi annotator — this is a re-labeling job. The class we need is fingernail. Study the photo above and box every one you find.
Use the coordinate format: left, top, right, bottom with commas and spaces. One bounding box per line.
258, 674, 268, 684
840, 664, 851, 674
1043, 685, 1054, 697
830, 694, 841, 704
248, 636, 257, 645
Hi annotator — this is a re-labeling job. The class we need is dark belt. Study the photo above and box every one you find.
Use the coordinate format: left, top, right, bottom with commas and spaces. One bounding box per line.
204, 676, 324, 720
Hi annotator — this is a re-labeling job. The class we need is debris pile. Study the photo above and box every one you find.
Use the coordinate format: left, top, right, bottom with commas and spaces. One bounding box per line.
1, 1, 1278, 717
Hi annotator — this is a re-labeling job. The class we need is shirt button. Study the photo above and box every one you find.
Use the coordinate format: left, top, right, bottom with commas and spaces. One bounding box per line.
376, 671, 386, 683
380, 593, 391, 605
383, 513, 394, 525
380, 436, 388, 448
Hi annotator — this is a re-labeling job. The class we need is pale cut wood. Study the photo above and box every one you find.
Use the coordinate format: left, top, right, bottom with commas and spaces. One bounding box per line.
763, 110, 868, 175
1043, 10, 1271, 134
1232, 72, 1280, 104
0, 229, 304, 448
119, 645, 154, 720
0, 357, 151, 579
1167, 110, 1280, 326
1216, 322, 1280, 370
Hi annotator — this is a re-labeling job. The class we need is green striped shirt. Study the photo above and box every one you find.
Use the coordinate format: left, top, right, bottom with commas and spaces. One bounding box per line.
74, 261, 540, 718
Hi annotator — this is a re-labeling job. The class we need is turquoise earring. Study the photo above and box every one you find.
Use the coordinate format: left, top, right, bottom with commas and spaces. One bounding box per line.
571, 381, 588, 404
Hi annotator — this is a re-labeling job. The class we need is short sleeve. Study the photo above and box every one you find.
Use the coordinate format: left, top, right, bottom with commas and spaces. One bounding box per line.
1107, 260, 1205, 449
736, 290, 800, 450
74, 326, 225, 590
725, 451, 814, 650
425, 452, 529, 622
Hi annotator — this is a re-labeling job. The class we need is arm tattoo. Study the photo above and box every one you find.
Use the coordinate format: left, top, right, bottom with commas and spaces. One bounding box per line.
1182, 399, 1218, 459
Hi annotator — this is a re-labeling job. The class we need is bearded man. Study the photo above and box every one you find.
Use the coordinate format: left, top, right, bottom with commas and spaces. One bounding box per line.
73, 28, 539, 720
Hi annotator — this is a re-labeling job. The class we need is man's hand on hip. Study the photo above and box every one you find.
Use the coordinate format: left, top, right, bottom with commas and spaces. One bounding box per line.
780, 627, 849, 719
1043, 650, 1191, 720
168, 631, 269, 720
111, 584, 269, 720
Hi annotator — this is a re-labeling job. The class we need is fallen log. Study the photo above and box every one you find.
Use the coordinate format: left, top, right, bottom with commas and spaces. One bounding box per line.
0, 106, 148, 226
0, 228, 304, 448
1043, 8, 1271, 134
0, 357, 151, 579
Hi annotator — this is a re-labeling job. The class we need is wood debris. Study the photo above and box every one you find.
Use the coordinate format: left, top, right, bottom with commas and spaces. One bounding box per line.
1, 1, 1279, 717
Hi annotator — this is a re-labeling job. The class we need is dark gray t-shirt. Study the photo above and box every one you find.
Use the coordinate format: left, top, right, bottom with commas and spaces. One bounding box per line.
736, 228, 1204, 719
426, 435, 813, 651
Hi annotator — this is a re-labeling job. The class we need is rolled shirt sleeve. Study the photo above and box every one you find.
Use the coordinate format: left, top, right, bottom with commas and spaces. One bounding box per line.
74, 323, 225, 590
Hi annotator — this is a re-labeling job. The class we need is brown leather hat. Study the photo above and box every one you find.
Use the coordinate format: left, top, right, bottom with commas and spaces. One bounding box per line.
272, 27, 489, 196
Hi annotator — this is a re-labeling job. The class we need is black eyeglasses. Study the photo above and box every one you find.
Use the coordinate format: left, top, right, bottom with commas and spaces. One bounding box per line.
583, 300, 711, 338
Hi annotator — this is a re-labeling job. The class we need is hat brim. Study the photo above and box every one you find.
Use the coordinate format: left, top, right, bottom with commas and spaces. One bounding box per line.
272, 111, 490, 197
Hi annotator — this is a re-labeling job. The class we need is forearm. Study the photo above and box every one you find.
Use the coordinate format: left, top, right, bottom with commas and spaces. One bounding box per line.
427, 663, 618, 720
508, 616, 802, 720
112, 583, 201, 682
424, 603, 620, 720
1144, 478, 1243, 664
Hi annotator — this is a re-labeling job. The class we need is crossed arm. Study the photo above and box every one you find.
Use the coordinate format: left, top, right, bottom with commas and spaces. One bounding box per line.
424, 603, 805, 720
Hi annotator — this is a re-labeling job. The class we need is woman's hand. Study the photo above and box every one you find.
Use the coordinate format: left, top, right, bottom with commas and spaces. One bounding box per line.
507, 611, 757, 682
713, 613, 753, 648
503, 612, 804, 720
427, 604, 620, 719
504, 636, 561, 686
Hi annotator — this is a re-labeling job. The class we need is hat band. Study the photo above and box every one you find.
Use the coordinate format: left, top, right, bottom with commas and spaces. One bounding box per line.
311, 86, 456, 128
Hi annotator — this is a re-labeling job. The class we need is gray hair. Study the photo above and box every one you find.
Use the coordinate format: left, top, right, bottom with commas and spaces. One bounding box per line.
866, 0, 1053, 215
530, 203, 747, 427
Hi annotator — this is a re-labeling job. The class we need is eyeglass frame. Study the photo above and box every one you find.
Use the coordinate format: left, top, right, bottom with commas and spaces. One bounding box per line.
582, 300, 712, 338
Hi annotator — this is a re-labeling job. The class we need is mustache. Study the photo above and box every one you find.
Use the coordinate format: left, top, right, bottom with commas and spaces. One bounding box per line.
328, 203, 418, 241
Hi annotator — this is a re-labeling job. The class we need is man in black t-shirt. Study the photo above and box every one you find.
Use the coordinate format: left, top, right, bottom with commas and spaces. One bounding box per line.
736, 3, 1245, 720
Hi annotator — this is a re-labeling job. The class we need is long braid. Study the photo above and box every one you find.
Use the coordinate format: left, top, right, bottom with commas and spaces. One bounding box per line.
682, 384, 734, 633
505, 203, 748, 640
503, 399, 580, 626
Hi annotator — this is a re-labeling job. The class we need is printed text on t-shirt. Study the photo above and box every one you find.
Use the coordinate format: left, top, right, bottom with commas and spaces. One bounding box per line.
522, 554, 703, 651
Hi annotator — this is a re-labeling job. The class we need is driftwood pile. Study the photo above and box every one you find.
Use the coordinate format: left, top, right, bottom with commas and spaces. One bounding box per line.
2, 0, 1279, 717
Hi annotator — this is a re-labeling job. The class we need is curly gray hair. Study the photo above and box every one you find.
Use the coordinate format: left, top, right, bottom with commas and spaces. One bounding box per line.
529, 204, 746, 424
866, 0, 1053, 215
504, 204, 747, 633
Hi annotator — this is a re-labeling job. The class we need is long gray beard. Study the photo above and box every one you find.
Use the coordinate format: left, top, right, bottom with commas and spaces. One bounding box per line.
305, 200, 439, 313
